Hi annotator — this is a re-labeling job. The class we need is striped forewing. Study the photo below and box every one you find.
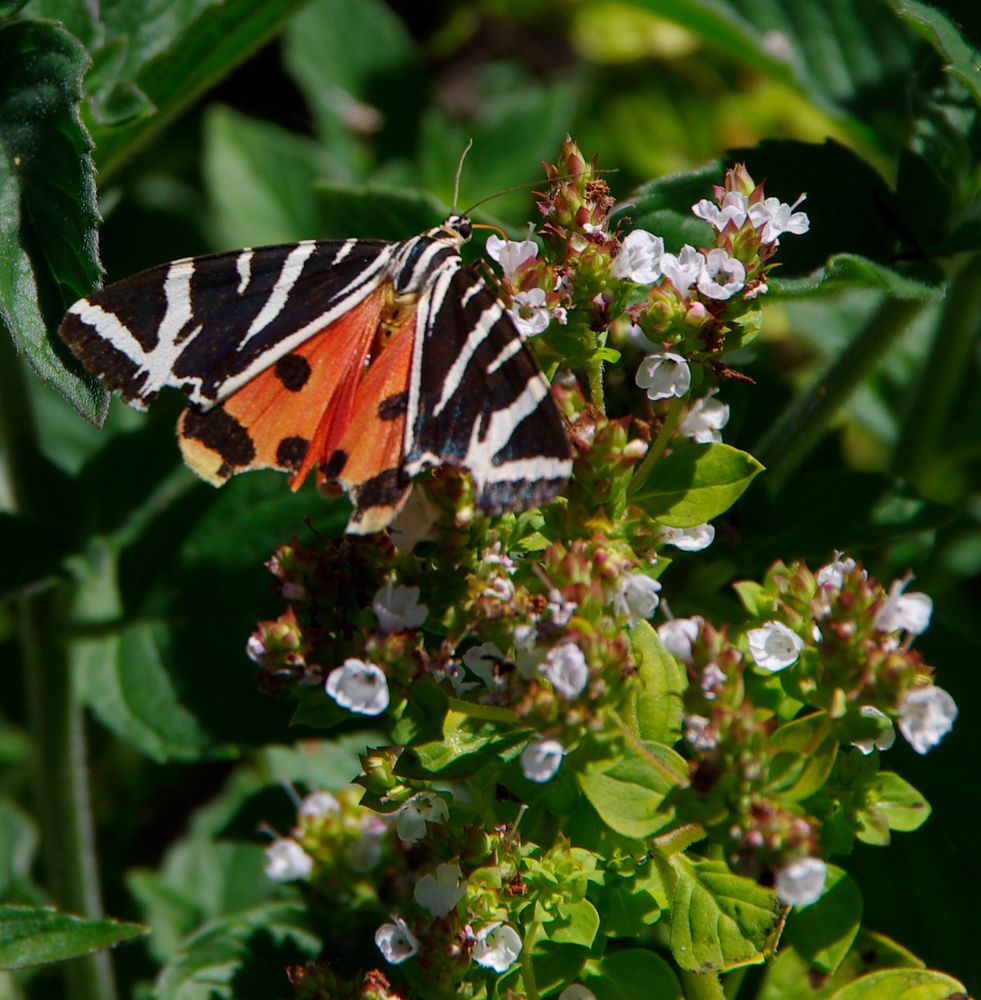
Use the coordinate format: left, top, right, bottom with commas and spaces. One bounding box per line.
60, 238, 391, 410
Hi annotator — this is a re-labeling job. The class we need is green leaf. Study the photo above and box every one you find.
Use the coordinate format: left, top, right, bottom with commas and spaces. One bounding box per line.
0, 905, 144, 970
627, 620, 686, 744
68, 541, 215, 762
631, 442, 763, 526
888, 0, 981, 106
153, 902, 320, 999
766, 711, 838, 802
283, 0, 423, 175
314, 181, 446, 241
0, 798, 38, 899
547, 897, 600, 948
577, 743, 686, 839
665, 857, 779, 972
854, 772, 931, 845
0, 20, 106, 423
580, 948, 683, 1000
828, 968, 967, 1000
784, 866, 862, 975
203, 105, 337, 249
0, 0, 28, 20
91, 0, 310, 178
778, 254, 946, 300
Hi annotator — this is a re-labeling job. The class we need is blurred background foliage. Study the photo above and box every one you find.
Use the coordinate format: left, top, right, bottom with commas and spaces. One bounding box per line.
1, 0, 979, 995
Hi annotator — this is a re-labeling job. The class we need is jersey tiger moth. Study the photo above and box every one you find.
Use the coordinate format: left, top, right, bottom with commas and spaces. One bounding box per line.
59, 214, 572, 533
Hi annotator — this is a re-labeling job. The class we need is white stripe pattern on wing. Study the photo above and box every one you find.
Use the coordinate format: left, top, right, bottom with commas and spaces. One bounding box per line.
235, 249, 253, 294
237, 241, 318, 348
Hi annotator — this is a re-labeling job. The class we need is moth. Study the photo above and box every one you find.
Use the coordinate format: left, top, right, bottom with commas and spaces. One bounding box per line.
59, 213, 572, 533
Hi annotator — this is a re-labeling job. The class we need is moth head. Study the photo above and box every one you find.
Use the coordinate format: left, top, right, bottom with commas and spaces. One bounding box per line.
439, 214, 472, 243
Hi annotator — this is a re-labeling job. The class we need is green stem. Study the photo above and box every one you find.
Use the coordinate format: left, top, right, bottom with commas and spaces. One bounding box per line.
753, 295, 930, 493
0, 334, 116, 1000
679, 969, 727, 1000
892, 256, 981, 485
629, 395, 685, 494
587, 332, 607, 414
520, 921, 542, 1000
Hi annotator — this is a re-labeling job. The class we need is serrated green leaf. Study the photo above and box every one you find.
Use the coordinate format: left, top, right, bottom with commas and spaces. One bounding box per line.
828, 967, 967, 1000
631, 442, 763, 526
665, 857, 778, 972
766, 711, 838, 801
92, 0, 310, 178
0, 905, 144, 970
628, 620, 686, 744
577, 743, 685, 839
0, 20, 106, 424
203, 105, 338, 248
888, 0, 981, 106
153, 902, 320, 999
580, 948, 683, 1000
779, 254, 946, 300
784, 866, 862, 976
854, 772, 931, 846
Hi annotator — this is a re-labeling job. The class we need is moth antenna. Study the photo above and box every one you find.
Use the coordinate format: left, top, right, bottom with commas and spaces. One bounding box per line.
453, 138, 474, 211
461, 168, 618, 218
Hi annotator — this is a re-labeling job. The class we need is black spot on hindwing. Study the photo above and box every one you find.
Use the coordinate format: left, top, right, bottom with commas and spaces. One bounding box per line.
275, 354, 311, 392
276, 435, 309, 469
378, 390, 408, 421
323, 449, 348, 478
182, 406, 255, 477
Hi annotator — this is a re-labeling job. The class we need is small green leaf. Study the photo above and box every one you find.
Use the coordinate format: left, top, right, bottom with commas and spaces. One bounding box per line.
766, 711, 838, 802
784, 866, 862, 975
888, 0, 981, 106
631, 442, 763, 526
628, 621, 686, 744
153, 902, 320, 999
733, 580, 768, 617
828, 968, 967, 1000
665, 856, 779, 971
577, 743, 685, 839
0, 905, 145, 970
0, 20, 106, 423
548, 897, 600, 947
854, 772, 931, 845
580, 948, 683, 1000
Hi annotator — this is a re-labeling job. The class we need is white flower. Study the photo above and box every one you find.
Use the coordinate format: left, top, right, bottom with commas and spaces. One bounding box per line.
514, 623, 544, 679
472, 923, 522, 972
692, 191, 748, 231
875, 579, 932, 636
701, 662, 726, 699
325, 659, 390, 716
659, 245, 704, 298
463, 641, 505, 688
684, 714, 717, 750
396, 792, 449, 842
541, 643, 589, 699
246, 633, 266, 663
761, 29, 794, 61
747, 621, 804, 672
612, 572, 662, 623
559, 987, 597, 1000
509, 287, 551, 337
298, 790, 340, 819
658, 616, 702, 661
748, 194, 810, 243
898, 686, 957, 754
852, 705, 896, 755
697, 248, 745, 300
348, 814, 387, 872
414, 862, 468, 918
635, 352, 691, 401
263, 838, 313, 882
372, 580, 428, 634
776, 858, 827, 906
679, 390, 729, 443
816, 553, 857, 589
486, 234, 538, 281
375, 916, 419, 964
659, 523, 715, 551
611, 229, 664, 284
547, 590, 576, 626
521, 738, 565, 783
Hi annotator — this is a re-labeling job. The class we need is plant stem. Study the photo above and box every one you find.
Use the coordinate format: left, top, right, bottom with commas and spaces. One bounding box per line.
680, 969, 727, 1000
753, 295, 931, 493
0, 333, 116, 1000
630, 395, 684, 493
520, 921, 542, 1000
892, 255, 981, 486
587, 332, 607, 414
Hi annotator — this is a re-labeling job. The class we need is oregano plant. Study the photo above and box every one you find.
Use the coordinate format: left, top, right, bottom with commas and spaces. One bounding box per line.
0, 2, 978, 1000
